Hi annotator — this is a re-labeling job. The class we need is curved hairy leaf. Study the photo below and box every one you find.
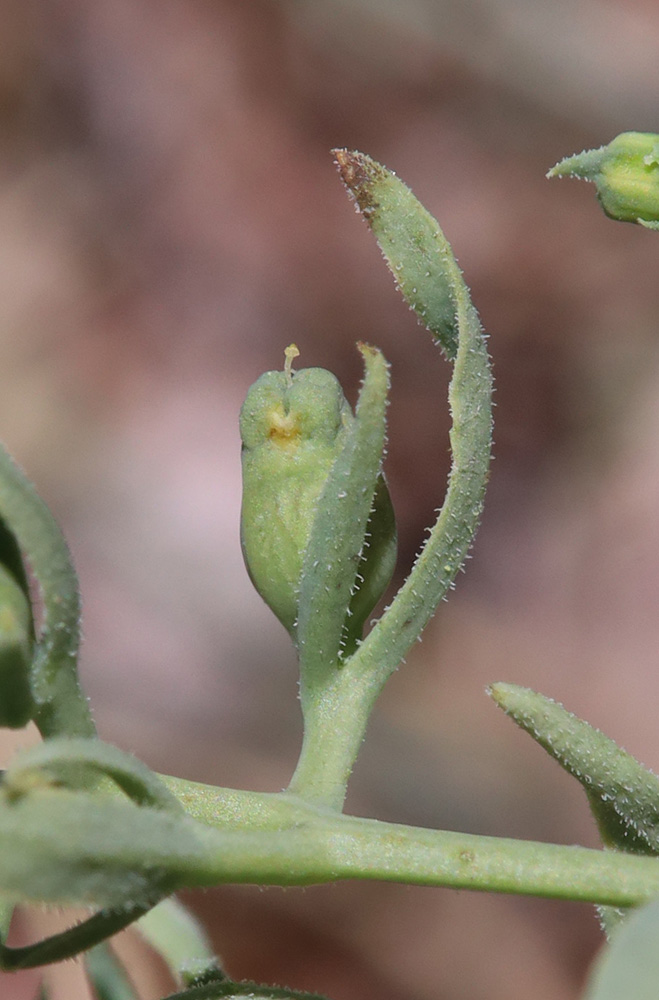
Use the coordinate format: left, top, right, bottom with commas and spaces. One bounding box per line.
1, 904, 154, 971
0, 445, 94, 738
3, 738, 183, 812
334, 150, 492, 689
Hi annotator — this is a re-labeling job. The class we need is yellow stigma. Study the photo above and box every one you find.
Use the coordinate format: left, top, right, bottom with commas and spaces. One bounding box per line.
284, 344, 300, 386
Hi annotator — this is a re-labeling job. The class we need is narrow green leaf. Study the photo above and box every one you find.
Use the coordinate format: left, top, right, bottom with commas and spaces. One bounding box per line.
0, 445, 94, 738
296, 344, 392, 676
84, 943, 138, 1000
489, 683, 659, 855
334, 151, 460, 359
333, 151, 492, 688
3, 738, 184, 813
136, 896, 224, 987
583, 898, 659, 1000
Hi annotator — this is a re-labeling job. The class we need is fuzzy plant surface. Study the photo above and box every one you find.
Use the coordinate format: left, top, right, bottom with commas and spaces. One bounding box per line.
0, 134, 658, 999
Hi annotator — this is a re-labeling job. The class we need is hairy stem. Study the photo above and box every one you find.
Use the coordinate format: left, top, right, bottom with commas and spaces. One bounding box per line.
287, 668, 380, 809
158, 777, 659, 909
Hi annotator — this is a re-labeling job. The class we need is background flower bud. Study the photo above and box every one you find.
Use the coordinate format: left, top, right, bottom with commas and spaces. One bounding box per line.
240, 362, 396, 643
548, 131, 659, 228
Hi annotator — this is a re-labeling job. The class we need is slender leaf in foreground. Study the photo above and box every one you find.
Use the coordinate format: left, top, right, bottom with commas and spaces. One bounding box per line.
583, 898, 659, 1000
84, 942, 139, 1000
137, 896, 224, 987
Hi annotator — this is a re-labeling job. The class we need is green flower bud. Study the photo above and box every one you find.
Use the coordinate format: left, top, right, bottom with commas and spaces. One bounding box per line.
240, 347, 396, 643
548, 131, 659, 229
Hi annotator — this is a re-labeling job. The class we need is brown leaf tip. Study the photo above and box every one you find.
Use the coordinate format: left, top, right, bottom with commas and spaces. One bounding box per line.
332, 149, 387, 219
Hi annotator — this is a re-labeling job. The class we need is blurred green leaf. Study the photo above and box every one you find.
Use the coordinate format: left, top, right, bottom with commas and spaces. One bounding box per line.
3, 738, 184, 812
583, 898, 659, 999
85, 943, 138, 1000
0, 790, 209, 907
137, 896, 224, 987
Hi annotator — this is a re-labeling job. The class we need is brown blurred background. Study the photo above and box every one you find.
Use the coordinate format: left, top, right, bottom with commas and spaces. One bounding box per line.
2, 0, 659, 997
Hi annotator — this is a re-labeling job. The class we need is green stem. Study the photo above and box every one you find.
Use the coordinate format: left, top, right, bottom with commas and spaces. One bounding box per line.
0, 904, 153, 971
287, 668, 378, 809
329, 815, 657, 906
158, 777, 659, 909
6, 777, 659, 961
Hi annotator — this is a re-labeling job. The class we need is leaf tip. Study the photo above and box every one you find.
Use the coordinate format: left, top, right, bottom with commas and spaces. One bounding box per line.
547, 147, 606, 181
356, 340, 378, 361
332, 149, 387, 219
487, 682, 531, 718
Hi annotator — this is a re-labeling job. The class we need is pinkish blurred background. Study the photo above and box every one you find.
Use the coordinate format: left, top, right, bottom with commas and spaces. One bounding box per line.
2, 1, 659, 997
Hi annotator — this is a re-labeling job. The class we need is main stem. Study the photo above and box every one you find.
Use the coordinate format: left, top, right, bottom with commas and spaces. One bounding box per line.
160, 775, 659, 909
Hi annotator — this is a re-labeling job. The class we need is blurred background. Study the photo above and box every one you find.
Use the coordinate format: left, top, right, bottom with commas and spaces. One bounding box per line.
2, 0, 659, 997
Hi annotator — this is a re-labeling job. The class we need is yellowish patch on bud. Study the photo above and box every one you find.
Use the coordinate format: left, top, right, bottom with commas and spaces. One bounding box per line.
267, 405, 302, 449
